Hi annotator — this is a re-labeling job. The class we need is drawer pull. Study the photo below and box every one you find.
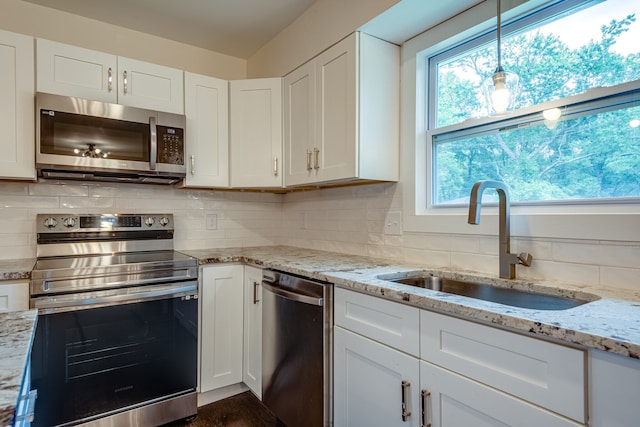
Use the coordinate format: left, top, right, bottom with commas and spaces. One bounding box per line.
401, 380, 411, 422
253, 281, 260, 304
421, 389, 431, 427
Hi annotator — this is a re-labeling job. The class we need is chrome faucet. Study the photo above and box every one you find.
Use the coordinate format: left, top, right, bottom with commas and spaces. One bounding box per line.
467, 180, 533, 279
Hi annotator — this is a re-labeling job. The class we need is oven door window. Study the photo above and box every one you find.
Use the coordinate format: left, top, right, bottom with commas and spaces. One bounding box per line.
40, 110, 150, 162
30, 296, 197, 427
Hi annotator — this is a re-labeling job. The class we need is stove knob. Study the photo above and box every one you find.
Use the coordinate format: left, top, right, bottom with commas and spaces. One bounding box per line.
43, 217, 58, 229
144, 217, 155, 227
63, 217, 77, 228
159, 217, 170, 227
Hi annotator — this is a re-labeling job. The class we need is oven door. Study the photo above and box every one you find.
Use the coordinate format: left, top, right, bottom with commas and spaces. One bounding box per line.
30, 282, 198, 427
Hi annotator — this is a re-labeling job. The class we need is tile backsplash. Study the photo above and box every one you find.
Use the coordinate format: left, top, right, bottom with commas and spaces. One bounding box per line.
1, 179, 638, 292
282, 183, 640, 292
0, 180, 282, 259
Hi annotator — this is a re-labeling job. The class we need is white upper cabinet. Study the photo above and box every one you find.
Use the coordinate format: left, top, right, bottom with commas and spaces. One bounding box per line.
284, 32, 399, 187
36, 39, 184, 114
183, 72, 229, 188
0, 29, 35, 180
230, 78, 283, 189
116, 57, 184, 114
284, 61, 316, 186
36, 39, 116, 104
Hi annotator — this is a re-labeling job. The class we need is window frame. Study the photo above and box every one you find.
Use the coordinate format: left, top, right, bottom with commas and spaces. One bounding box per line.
400, 0, 640, 241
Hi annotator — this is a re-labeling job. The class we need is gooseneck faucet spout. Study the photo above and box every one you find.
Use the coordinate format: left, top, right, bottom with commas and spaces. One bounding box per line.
468, 180, 532, 279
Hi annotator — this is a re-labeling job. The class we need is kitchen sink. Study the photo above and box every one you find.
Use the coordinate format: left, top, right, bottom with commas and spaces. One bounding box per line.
377, 273, 598, 310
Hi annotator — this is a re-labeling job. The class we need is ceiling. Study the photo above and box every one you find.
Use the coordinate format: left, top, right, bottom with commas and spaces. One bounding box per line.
22, 0, 318, 59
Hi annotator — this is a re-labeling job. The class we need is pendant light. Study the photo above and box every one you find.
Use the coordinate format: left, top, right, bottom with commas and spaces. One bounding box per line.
482, 0, 520, 114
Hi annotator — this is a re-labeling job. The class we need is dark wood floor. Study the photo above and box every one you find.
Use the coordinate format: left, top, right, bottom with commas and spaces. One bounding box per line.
165, 392, 286, 427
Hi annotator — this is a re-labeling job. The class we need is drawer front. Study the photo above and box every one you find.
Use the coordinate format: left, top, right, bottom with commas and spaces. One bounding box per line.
335, 288, 419, 356
420, 310, 586, 423
421, 361, 583, 427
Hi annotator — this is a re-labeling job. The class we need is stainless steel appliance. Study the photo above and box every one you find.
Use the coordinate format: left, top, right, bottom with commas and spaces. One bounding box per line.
261, 270, 333, 427
36, 92, 186, 184
30, 213, 198, 427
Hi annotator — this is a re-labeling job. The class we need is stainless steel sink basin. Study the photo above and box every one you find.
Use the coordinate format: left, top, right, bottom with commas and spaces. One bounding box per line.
378, 274, 597, 310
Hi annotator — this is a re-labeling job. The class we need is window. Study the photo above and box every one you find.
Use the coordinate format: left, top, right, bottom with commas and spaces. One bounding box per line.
428, 0, 640, 206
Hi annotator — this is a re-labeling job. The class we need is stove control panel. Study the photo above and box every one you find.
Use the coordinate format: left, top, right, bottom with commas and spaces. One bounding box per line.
37, 214, 174, 233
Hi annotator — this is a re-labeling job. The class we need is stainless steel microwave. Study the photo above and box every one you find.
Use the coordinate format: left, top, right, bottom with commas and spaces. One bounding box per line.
36, 92, 186, 185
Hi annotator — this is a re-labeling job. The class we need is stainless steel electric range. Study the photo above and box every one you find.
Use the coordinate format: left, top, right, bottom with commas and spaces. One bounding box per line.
30, 213, 198, 427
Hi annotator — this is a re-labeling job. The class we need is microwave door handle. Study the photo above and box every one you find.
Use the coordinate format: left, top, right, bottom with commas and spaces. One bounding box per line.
149, 116, 157, 170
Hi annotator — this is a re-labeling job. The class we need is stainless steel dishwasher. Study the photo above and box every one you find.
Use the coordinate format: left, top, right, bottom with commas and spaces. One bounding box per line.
262, 270, 333, 427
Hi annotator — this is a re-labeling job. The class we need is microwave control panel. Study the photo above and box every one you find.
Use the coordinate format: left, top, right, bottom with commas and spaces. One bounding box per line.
157, 126, 185, 165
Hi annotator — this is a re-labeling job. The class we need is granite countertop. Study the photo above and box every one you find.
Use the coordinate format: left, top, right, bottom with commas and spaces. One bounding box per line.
0, 310, 37, 426
182, 246, 640, 359
3, 247, 640, 360
0, 259, 35, 282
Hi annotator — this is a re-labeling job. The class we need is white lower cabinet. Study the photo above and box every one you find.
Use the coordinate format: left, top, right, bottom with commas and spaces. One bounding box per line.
0, 281, 29, 312
420, 361, 582, 427
589, 348, 640, 426
334, 288, 587, 427
199, 265, 244, 393
242, 265, 263, 398
334, 326, 420, 427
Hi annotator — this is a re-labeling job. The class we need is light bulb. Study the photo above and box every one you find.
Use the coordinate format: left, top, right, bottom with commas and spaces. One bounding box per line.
94, 148, 101, 154
491, 87, 510, 114
73, 148, 80, 154
543, 108, 562, 121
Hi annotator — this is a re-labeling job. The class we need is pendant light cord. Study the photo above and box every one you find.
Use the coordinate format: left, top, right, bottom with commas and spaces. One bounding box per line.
496, 0, 502, 70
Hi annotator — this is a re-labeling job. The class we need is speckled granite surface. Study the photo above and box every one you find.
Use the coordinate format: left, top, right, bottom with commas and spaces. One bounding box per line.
0, 310, 37, 426
183, 246, 640, 359
0, 259, 35, 281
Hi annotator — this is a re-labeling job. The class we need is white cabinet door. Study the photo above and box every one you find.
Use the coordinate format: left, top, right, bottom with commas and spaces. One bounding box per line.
334, 326, 420, 427
117, 56, 184, 114
283, 60, 316, 186
420, 361, 582, 427
183, 72, 229, 188
315, 35, 357, 182
242, 265, 263, 398
0, 30, 35, 180
589, 349, 640, 427
0, 281, 29, 312
230, 78, 283, 188
36, 38, 117, 103
200, 265, 244, 393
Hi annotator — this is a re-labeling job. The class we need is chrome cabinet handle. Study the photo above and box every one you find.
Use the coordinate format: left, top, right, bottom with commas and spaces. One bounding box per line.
253, 281, 260, 304
190, 154, 196, 175
421, 390, 431, 427
306, 149, 312, 171
401, 380, 412, 422
149, 116, 157, 170
314, 147, 320, 170
108, 67, 113, 92
123, 70, 128, 94
273, 157, 278, 176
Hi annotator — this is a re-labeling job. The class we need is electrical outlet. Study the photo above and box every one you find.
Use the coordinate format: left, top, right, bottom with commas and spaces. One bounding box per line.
206, 214, 217, 230
383, 211, 402, 235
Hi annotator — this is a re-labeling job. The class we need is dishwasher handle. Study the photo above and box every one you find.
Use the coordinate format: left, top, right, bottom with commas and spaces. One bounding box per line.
262, 281, 323, 306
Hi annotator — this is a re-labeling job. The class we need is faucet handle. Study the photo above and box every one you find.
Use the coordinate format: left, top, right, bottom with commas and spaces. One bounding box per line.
517, 252, 533, 267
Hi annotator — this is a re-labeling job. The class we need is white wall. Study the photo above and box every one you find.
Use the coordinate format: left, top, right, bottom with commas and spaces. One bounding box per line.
247, 0, 400, 77
1, 0, 246, 79
0, 180, 282, 259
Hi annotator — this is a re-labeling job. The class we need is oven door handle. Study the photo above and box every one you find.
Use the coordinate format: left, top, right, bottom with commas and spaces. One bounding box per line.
33, 283, 197, 314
